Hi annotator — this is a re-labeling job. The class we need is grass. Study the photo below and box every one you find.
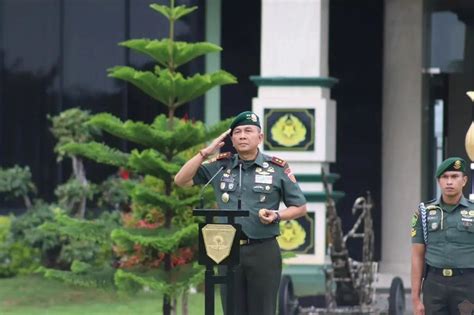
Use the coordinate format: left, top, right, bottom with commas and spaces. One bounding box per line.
0, 275, 224, 315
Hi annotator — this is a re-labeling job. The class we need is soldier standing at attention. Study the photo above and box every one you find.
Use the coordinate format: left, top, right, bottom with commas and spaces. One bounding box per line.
411, 157, 474, 315
174, 111, 307, 315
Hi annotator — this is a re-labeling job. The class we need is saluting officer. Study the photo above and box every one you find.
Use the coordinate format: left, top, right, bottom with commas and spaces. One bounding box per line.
411, 157, 474, 315
174, 111, 307, 315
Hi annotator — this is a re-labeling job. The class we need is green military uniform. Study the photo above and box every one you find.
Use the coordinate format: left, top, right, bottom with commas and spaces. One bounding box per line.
412, 157, 474, 314
193, 150, 306, 315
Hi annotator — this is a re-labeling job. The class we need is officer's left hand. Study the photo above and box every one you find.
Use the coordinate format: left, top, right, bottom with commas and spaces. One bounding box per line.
259, 208, 277, 225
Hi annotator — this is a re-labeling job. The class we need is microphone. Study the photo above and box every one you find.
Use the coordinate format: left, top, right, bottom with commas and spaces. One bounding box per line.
199, 165, 226, 208
237, 162, 242, 210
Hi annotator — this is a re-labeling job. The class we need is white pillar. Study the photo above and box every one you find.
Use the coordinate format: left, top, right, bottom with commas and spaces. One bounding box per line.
253, 0, 336, 270
260, 0, 328, 77
381, 0, 424, 278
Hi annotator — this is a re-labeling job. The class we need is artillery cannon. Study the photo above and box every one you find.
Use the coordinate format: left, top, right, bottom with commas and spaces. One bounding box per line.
278, 171, 406, 315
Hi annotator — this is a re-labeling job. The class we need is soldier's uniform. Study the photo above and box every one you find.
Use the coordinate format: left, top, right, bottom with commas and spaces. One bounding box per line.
193, 112, 306, 315
412, 157, 474, 314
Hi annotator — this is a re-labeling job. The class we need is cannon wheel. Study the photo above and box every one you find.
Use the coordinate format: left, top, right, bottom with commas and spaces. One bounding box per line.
278, 275, 298, 315
388, 277, 405, 315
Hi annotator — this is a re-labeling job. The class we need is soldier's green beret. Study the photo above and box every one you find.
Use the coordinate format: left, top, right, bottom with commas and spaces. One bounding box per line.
436, 157, 467, 178
229, 111, 261, 131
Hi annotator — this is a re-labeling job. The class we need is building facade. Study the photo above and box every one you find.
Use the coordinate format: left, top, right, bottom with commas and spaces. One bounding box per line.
1, 0, 472, 279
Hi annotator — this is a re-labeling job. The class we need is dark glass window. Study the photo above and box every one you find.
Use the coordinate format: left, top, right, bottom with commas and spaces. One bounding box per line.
62, 0, 127, 111
0, 0, 60, 202
425, 1, 474, 197
0, 0, 204, 207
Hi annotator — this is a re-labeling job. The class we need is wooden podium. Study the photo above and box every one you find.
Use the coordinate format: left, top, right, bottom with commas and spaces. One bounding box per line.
193, 209, 249, 315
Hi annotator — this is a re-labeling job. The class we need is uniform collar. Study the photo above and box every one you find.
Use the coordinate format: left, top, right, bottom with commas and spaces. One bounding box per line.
434, 195, 470, 208
231, 150, 266, 169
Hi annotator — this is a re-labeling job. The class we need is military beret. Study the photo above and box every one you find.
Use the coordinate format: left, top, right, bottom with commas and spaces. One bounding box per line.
229, 111, 261, 131
435, 157, 467, 178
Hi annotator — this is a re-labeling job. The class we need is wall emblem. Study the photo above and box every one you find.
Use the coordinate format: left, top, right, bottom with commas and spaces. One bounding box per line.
271, 114, 307, 147
263, 108, 315, 151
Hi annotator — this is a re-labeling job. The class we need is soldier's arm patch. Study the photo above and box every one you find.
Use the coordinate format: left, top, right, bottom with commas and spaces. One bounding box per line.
412, 212, 419, 227
271, 156, 287, 167
411, 228, 416, 237
284, 167, 297, 183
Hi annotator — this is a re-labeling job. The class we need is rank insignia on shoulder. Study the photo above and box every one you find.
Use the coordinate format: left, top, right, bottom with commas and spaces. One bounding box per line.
202, 158, 216, 164
217, 152, 232, 160
271, 156, 287, 167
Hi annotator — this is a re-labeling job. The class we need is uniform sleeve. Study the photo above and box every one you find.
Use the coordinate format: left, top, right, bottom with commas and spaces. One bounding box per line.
280, 164, 306, 207
192, 160, 219, 185
411, 208, 424, 244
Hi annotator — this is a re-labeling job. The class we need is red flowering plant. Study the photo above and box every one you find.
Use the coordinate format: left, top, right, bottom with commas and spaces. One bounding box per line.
119, 167, 130, 180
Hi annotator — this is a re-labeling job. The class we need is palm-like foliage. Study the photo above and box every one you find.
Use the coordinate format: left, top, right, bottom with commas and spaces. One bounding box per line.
57, 1, 236, 314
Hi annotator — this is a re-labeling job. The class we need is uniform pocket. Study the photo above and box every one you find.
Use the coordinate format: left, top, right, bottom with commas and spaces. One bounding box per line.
454, 220, 474, 244
427, 215, 441, 232
252, 185, 274, 203
457, 220, 474, 233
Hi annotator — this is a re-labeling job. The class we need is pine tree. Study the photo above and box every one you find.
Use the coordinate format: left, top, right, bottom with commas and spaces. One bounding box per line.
59, 1, 236, 314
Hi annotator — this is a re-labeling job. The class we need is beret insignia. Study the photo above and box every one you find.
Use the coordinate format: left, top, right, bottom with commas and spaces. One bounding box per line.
454, 160, 462, 169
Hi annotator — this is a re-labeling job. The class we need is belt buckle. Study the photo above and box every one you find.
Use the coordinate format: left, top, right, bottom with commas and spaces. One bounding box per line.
442, 268, 453, 277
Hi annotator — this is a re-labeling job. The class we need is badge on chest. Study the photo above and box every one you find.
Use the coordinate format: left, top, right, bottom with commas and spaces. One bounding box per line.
255, 174, 273, 184
219, 170, 237, 192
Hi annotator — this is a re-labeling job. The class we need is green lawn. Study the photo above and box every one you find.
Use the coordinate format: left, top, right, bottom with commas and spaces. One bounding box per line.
0, 275, 223, 315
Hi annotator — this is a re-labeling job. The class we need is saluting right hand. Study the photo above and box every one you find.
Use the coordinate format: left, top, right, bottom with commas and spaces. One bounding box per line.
201, 129, 231, 157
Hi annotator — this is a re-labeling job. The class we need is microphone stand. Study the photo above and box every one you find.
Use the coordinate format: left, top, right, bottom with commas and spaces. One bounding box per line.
199, 165, 225, 209
237, 162, 242, 210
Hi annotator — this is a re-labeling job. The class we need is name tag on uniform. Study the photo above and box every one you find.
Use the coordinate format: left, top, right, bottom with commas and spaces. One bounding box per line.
255, 174, 273, 184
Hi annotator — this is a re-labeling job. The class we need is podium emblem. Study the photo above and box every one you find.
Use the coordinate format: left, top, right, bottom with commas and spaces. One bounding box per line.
202, 224, 236, 264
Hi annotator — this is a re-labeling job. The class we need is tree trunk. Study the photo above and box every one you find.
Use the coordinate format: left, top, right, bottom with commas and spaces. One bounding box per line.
163, 294, 172, 315
23, 195, 32, 209
162, 253, 172, 315
182, 289, 189, 315
72, 156, 88, 219
171, 298, 177, 315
